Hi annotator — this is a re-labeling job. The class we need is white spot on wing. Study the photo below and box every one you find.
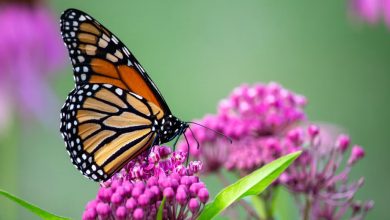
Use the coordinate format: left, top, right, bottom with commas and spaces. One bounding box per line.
135, 63, 145, 73
78, 56, 85, 62
131, 92, 142, 100
79, 15, 86, 21
123, 47, 130, 56
112, 36, 119, 44
115, 88, 123, 96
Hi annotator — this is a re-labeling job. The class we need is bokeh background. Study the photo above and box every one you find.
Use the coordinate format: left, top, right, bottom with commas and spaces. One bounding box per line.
0, 0, 389, 219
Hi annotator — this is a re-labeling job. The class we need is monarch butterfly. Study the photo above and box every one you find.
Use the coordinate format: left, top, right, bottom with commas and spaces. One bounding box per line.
59, 9, 188, 182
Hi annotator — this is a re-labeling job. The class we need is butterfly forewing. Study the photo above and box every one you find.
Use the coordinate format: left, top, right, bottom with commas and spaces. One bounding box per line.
60, 8, 170, 113
60, 84, 163, 181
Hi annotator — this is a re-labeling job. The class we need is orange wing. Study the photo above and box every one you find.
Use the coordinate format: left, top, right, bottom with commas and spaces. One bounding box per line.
60, 9, 170, 114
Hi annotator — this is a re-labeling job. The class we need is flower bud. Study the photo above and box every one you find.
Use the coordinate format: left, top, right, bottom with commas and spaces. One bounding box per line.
287, 128, 304, 145
158, 146, 172, 158
133, 208, 144, 220
122, 182, 133, 196
82, 208, 96, 220
131, 183, 144, 198
198, 188, 209, 203
111, 192, 123, 205
147, 176, 158, 187
336, 134, 350, 152
115, 206, 127, 219
348, 145, 365, 165
125, 198, 137, 211
163, 187, 175, 201
138, 194, 150, 207
96, 202, 110, 217
188, 198, 200, 213
307, 124, 319, 138
176, 185, 189, 205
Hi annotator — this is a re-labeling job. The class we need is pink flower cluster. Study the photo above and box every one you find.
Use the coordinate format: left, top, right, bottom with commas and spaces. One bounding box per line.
350, 0, 390, 27
218, 82, 306, 137
82, 146, 209, 220
178, 82, 372, 219
119, 146, 202, 182
0, 3, 65, 130
179, 82, 306, 173
280, 126, 373, 220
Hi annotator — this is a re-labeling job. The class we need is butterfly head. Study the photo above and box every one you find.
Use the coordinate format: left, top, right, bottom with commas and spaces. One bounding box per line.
155, 115, 188, 144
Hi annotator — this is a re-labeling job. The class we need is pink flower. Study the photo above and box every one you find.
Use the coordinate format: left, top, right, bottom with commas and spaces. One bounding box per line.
349, 0, 390, 28
282, 126, 373, 220
178, 81, 372, 219
83, 146, 209, 220
179, 82, 307, 173
0, 3, 65, 130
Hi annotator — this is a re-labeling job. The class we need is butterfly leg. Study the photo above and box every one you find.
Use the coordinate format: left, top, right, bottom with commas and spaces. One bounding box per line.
183, 132, 191, 166
172, 127, 184, 152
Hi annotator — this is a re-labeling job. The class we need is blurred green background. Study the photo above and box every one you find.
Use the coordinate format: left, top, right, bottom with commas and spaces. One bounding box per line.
0, 0, 389, 219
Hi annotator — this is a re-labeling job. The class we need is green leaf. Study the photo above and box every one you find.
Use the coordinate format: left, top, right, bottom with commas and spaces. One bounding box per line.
156, 196, 166, 220
0, 189, 70, 220
198, 151, 301, 220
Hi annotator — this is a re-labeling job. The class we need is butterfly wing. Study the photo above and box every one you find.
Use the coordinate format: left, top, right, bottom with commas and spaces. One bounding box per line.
60, 9, 171, 181
60, 84, 164, 181
60, 8, 171, 114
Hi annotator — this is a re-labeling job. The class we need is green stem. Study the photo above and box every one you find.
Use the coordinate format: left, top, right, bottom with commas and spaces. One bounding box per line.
264, 200, 274, 220
303, 196, 312, 220
260, 190, 274, 220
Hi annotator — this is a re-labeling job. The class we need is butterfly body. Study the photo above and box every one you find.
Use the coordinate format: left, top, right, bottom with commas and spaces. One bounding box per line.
59, 9, 187, 182
155, 115, 188, 144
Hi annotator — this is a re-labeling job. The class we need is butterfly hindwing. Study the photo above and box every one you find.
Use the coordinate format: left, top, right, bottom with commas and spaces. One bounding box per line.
60, 8, 170, 114
60, 83, 164, 181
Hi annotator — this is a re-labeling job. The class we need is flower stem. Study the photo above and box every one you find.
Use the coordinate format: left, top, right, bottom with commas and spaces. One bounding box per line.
303, 196, 312, 220
260, 189, 275, 220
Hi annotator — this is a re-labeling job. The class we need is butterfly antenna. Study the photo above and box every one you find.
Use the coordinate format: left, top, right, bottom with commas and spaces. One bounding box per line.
188, 126, 200, 149
186, 121, 233, 144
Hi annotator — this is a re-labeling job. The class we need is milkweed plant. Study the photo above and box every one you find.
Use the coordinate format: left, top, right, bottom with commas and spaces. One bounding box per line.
0, 1, 375, 220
